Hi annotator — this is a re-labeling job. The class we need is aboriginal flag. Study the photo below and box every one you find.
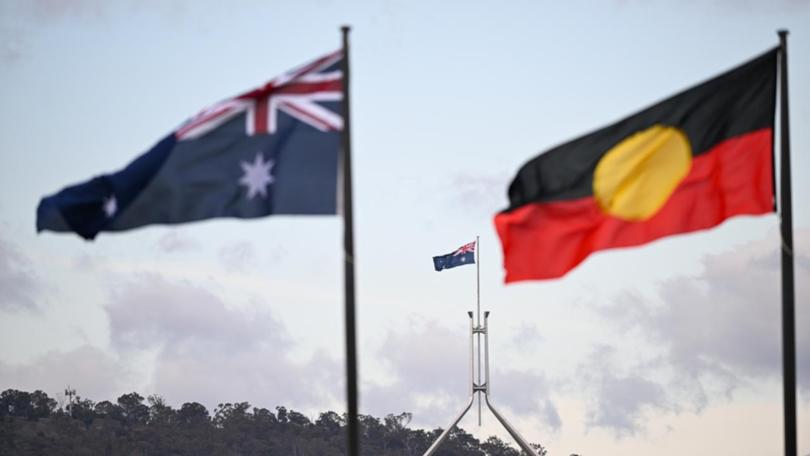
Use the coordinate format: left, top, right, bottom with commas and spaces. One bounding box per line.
495, 48, 778, 282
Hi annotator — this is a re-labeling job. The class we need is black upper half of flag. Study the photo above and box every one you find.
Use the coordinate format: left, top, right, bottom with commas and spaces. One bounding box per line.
504, 47, 778, 211
433, 242, 476, 271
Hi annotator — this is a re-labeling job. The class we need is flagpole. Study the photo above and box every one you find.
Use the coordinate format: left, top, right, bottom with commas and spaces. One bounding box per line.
777, 29, 796, 456
476, 235, 482, 425
476, 236, 481, 325
340, 25, 360, 456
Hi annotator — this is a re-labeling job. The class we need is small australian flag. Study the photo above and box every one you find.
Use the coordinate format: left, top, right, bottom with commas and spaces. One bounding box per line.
433, 241, 476, 271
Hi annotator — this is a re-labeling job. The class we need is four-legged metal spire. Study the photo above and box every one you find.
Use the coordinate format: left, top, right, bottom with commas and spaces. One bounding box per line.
422, 310, 538, 455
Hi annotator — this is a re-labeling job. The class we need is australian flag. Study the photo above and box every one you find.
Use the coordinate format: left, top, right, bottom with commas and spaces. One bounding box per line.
37, 51, 344, 240
433, 241, 476, 271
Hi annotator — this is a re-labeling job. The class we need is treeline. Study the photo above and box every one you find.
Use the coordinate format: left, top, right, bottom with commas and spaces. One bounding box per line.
0, 389, 550, 455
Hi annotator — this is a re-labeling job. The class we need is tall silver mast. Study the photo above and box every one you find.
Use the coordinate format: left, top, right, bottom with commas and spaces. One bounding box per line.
423, 239, 538, 456
476, 235, 482, 425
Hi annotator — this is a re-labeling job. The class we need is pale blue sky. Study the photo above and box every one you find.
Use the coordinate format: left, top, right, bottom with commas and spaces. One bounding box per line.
1, 1, 809, 454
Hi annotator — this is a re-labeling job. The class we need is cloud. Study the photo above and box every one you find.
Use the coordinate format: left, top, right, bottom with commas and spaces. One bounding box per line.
0, 345, 130, 402
587, 229, 810, 433
449, 173, 512, 216
0, 27, 25, 63
218, 241, 256, 272
509, 323, 546, 350
611, 0, 810, 12
648, 229, 809, 392
25, 0, 109, 21
363, 320, 560, 430
577, 345, 668, 436
107, 273, 282, 350
363, 320, 466, 422
0, 0, 109, 63
156, 231, 200, 253
0, 234, 42, 312
105, 274, 342, 411
0, 1, 190, 64
493, 369, 561, 430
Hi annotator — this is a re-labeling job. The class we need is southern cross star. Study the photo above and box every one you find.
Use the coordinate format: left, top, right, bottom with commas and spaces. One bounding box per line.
239, 152, 275, 199
103, 195, 117, 218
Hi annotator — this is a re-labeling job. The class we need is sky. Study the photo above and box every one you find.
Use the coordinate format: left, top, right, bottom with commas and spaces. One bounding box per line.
1, 0, 809, 454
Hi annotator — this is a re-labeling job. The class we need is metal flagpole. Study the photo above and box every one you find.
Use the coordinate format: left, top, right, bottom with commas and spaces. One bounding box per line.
423, 239, 539, 455
339, 25, 360, 456
476, 235, 482, 425
777, 29, 796, 456
476, 236, 481, 325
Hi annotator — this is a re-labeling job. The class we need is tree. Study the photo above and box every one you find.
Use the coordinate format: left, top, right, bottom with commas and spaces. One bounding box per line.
94, 400, 122, 420
0, 388, 552, 455
0, 390, 33, 419
383, 412, 414, 453
178, 402, 209, 425
481, 436, 521, 456
530, 442, 548, 456
147, 394, 176, 426
315, 411, 343, 437
71, 396, 96, 428
116, 392, 149, 426
29, 390, 57, 419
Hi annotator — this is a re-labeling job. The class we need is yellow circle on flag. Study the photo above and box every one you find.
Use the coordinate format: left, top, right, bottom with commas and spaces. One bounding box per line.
593, 125, 692, 221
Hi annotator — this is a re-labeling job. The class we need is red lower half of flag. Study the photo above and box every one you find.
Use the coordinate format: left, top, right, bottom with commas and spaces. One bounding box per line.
494, 129, 774, 282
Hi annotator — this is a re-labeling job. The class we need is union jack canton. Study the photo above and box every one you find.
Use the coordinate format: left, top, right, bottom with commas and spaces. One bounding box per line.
177, 50, 343, 139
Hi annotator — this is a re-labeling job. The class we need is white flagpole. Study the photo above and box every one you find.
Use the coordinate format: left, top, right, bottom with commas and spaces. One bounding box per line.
476, 235, 482, 425
476, 236, 481, 328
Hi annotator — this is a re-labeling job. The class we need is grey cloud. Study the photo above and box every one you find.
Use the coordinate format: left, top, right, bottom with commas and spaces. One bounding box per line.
0, 0, 109, 63
577, 346, 668, 436
490, 369, 561, 430
613, 0, 810, 12
218, 241, 256, 272
450, 173, 512, 215
588, 229, 810, 433
587, 373, 665, 436
0, 345, 129, 402
364, 320, 560, 430
377, 321, 466, 394
0, 234, 41, 312
26, 0, 109, 21
71, 253, 110, 272
107, 273, 286, 350
509, 323, 546, 351
720, 0, 810, 11
0, 27, 24, 63
156, 231, 200, 253
651, 230, 809, 392
151, 345, 342, 413
0, 1, 190, 64
105, 274, 341, 412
